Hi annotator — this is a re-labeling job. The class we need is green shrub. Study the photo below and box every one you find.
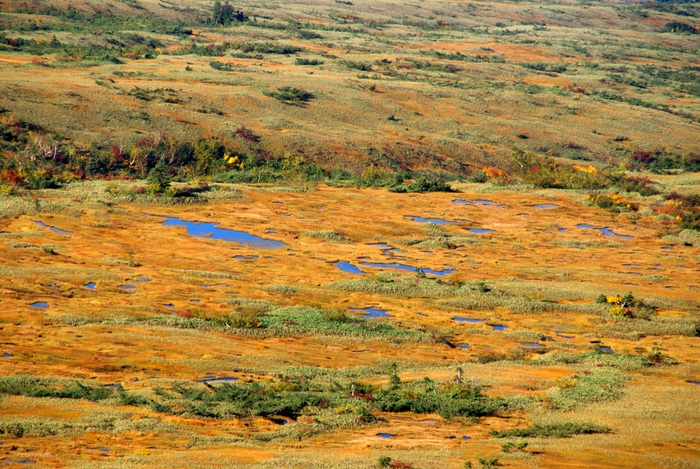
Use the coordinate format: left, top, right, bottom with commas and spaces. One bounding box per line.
295, 58, 324, 66
264, 86, 316, 104
210, 60, 234, 71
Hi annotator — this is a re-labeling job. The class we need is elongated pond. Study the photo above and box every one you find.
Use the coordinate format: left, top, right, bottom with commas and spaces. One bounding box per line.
161, 217, 286, 249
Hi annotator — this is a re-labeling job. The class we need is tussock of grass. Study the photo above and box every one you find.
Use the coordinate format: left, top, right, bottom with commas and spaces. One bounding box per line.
0, 266, 117, 281
491, 422, 610, 438
102, 257, 142, 267
263, 284, 301, 295
303, 230, 351, 243
221, 298, 280, 312
554, 240, 624, 249
4, 241, 39, 249
505, 330, 547, 341
169, 269, 238, 279
663, 229, 700, 247
599, 316, 698, 338
54, 306, 432, 343
0, 231, 45, 239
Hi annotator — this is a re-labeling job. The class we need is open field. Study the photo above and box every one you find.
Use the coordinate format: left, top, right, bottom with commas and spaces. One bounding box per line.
0, 180, 699, 468
1, 0, 700, 468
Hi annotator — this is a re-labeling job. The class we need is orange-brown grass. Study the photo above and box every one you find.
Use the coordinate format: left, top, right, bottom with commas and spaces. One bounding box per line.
0, 181, 698, 467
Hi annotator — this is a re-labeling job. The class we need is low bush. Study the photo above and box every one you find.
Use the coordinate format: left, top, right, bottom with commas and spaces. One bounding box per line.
264, 86, 316, 104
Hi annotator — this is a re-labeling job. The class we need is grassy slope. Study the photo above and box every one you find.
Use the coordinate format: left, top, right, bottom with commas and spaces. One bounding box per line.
0, 0, 699, 174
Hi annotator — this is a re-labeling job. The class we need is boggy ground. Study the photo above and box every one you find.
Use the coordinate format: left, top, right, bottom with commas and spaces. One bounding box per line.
0, 181, 699, 468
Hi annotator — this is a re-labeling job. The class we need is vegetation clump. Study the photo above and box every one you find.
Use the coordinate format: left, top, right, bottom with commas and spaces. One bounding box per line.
491, 422, 610, 438
264, 86, 316, 104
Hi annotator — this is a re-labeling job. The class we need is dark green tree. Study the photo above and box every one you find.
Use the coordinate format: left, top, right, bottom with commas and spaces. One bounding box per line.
212, 1, 247, 25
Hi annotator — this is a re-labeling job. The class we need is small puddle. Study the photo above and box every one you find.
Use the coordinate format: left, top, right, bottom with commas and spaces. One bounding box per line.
367, 243, 391, 248
407, 216, 455, 225
458, 344, 471, 349
269, 417, 288, 425
462, 436, 471, 441
0, 458, 36, 465
597, 346, 614, 354
85, 282, 97, 290
163, 303, 174, 309
334, 261, 364, 275
34, 221, 72, 236
454, 199, 504, 208
600, 228, 633, 240
521, 342, 544, 348
492, 325, 508, 331
577, 224, 633, 240
533, 204, 559, 209
452, 317, 482, 323
30, 302, 49, 309
349, 307, 394, 319
204, 377, 239, 384
359, 262, 456, 276
558, 228, 566, 233
190, 299, 201, 304
3, 353, 12, 358
686, 380, 700, 386
469, 228, 495, 234
161, 217, 286, 249
118, 285, 136, 292
661, 246, 673, 251
376, 433, 394, 439
233, 255, 259, 261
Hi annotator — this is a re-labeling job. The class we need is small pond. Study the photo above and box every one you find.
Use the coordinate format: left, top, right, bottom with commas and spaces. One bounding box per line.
349, 307, 394, 319
452, 317, 482, 323
407, 216, 455, 225
367, 243, 391, 248
376, 433, 395, 439
34, 221, 72, 236
334, 261, 364, 275
161, 217, 286, 249
492, 325, 508, 331
85, 282, 97, 290
204, 377, 239, 385
30, 302, 49, 309
521, 342, 544, 348
469, 228, 495, 234
533, 204, 559, 209
577, 224, 633, 240
118, 285, 136, 292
